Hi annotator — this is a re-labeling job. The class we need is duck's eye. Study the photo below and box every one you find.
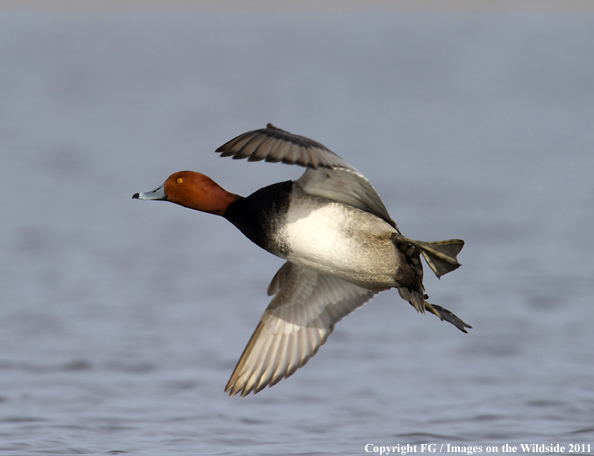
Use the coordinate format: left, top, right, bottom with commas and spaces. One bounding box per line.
177, 178, 183, 184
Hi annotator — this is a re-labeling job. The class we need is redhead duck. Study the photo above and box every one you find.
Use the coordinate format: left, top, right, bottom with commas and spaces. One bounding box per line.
133, 124, 470, 397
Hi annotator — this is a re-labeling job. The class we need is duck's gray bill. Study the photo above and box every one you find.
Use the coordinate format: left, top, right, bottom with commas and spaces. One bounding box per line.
132, 183, 166, 200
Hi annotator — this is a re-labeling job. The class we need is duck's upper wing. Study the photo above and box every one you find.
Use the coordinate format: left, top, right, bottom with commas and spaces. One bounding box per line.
225, 261, 376, 397
216, 123, 356, 171
216, 124, 396, 228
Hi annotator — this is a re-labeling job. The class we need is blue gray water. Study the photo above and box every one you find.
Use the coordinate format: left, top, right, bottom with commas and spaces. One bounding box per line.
1, 3, 593, 455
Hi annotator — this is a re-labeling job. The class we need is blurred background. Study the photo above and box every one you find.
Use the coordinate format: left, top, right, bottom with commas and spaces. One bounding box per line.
1, 1, 593, 454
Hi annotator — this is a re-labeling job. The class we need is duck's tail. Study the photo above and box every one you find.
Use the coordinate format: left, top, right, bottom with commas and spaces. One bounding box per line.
400, 237, 464, 278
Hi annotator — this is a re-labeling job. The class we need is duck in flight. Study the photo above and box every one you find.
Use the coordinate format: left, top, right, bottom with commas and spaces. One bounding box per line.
133, 124, 471, 397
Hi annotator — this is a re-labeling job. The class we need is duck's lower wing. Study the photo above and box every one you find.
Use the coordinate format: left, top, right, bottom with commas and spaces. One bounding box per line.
225, 262, 376, 397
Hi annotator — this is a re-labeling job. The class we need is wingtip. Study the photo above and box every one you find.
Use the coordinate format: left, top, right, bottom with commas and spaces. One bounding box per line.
224, 380, 263, 398
225, 383, 242, 397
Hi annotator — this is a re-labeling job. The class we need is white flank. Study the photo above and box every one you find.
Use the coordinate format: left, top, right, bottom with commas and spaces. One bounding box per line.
285, 197, 398, 290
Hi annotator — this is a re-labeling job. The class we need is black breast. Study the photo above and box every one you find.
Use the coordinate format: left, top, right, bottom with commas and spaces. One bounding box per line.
223, 180, 292, 256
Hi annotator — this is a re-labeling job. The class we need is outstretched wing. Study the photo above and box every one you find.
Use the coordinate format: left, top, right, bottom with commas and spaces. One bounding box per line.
216, 123, 356, 171
216, 124, 396, 228
225, 262, 376, 397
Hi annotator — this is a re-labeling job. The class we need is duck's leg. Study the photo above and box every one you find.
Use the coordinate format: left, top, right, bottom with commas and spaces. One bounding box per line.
425, 302, 472, 333
400, 237, 464, 278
